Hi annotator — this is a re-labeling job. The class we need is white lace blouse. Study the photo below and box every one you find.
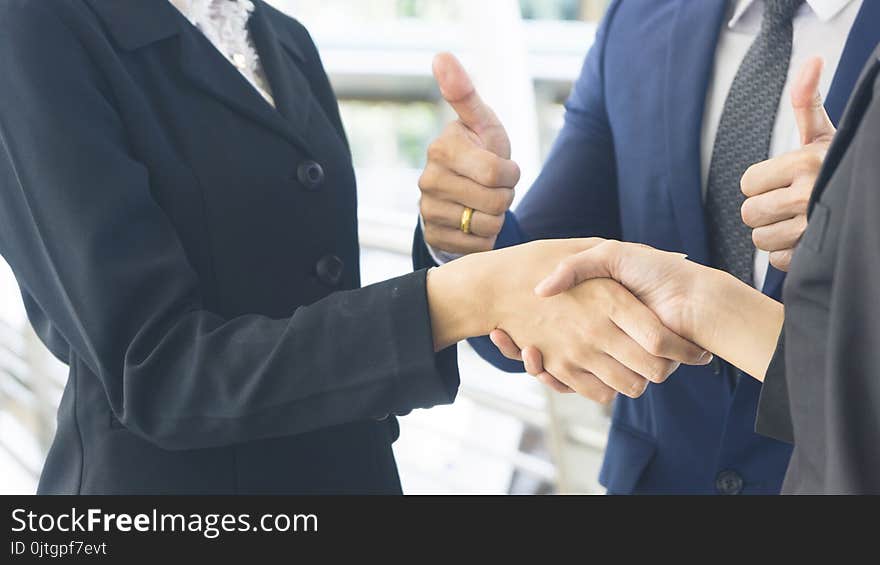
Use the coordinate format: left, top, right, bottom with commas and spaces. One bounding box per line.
169, 0, 275, 106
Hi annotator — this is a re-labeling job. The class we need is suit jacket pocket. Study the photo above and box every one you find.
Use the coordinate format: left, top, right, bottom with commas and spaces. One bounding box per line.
598, 422, 657, 494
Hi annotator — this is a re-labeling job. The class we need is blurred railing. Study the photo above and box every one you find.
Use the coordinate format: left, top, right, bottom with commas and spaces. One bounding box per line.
0, 319, 63, 487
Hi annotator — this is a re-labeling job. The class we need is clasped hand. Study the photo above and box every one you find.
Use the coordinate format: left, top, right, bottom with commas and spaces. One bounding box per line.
443, 239, 712, 404
491, 239, 784, 393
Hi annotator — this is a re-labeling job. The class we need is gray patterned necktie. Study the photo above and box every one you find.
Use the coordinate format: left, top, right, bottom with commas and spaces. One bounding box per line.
706, 0, 804, 284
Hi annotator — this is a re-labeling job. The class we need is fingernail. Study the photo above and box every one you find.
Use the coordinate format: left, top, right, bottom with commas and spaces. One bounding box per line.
630, 381, 648, 398
698, 351, 714, 364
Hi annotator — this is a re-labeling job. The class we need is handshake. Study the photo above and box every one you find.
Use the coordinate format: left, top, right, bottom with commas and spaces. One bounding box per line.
423, 54, 830, 403
427, 237, 718, 404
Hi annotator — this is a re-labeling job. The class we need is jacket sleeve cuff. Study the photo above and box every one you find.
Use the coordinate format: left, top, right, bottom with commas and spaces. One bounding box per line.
412, 220, 439, 271
388, 268, 460, 416
755, 327, 794, 445
495, 211, 525, 249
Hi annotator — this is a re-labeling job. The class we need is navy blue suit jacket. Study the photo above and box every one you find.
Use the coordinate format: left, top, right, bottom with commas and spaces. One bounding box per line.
415, 0, 880, 494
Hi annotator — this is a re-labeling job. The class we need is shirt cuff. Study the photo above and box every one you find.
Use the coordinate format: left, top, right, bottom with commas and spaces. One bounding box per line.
419, 215, 463, 265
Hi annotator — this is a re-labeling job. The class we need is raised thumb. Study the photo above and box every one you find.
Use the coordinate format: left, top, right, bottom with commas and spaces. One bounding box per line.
432, 52, 510, 157
791, 57, 835, 146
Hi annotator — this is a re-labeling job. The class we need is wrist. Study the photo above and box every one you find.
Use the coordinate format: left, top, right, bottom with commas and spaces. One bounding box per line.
685, 265, 736, 346
426, 253, 498, 351
687, 265, 784, 379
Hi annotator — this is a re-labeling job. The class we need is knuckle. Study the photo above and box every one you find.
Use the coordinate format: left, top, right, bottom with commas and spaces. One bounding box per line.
603, 239, 623, 252
803, 151, 824, 172
645, 359, 670, 384
485, 189, 512, 215
487, 214, 505, 235
418, 168, 438, 193
752, 229, 764, 249
479, 159, 503, 187
504, 188, 516, 208
642, 324, 668, 357
419, 199, 437, 223
592, 375, 618, 403
498, 189, 515, 213
752, 228, 770, 250
600, 239, 624, 262
424, 224, 452, 249
524, 359, 540, 375
771, 251, 792, 270
510, 161, 522, 186
740, 199, 758, 226
582, 380, 615, 404
422, 222, 438, 242
793, 152, 823, 177
792, 188, 812, 211
426, 140, 448, 164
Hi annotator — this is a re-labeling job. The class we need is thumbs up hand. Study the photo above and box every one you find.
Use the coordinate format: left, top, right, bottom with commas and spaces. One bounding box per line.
741, 57, 836, 271
419, 53, 520, 254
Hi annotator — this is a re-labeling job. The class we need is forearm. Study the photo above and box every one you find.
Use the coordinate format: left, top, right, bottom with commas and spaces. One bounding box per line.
688, 267, 785, 381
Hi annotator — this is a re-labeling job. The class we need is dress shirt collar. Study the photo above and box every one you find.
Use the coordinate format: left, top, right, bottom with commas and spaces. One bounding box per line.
728, 0, 855, 28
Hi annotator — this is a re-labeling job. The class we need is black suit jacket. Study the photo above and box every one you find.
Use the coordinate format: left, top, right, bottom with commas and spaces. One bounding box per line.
757, 45, 880, 494
0, 0, 458, 494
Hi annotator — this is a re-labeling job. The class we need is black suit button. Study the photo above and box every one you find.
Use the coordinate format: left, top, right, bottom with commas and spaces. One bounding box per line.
297, 161, 325, 191
715, 470, 744, 495
316, 255, 344, 287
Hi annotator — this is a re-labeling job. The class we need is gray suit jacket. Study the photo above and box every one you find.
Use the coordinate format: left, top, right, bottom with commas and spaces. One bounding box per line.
757, 44, 880, 494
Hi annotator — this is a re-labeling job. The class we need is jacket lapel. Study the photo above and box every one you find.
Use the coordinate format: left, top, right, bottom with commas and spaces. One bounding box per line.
663, 0, 729, 266
823, 0, 880, 123
248, 0, 313, 137
810, 46, 880, 211
762, 0, 880, 298
85, 0, 313, 155
176, 31, 312, 150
